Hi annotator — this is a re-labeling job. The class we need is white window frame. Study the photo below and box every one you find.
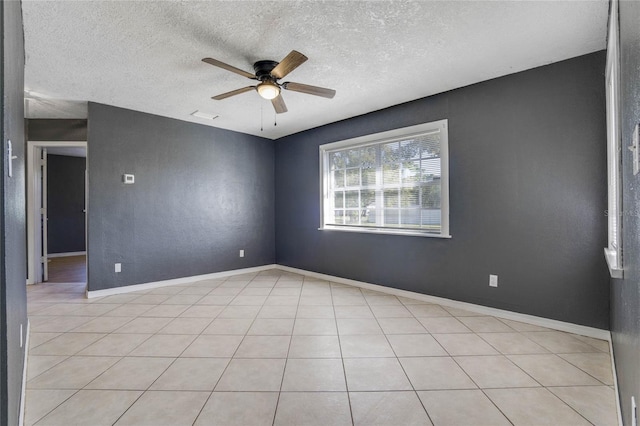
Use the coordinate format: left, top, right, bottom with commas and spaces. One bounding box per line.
319, 120, 450, 238
604, 0, 623, 278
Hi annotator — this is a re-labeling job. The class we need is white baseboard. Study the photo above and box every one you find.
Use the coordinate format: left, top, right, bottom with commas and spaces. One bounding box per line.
19, 320, 30, 426
276, 265, 611, 341
47, 251, 86, 258
86, 264, 278, 298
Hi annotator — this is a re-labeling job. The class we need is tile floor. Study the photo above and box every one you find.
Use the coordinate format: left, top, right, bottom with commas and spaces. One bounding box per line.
25, 270, 619, 425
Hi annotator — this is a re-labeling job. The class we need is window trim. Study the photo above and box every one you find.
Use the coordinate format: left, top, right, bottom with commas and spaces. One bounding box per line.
319, 120, 450, 238
604, 0, 623, 279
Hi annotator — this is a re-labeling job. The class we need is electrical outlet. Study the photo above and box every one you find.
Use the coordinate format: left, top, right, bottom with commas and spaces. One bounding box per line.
239, 250, 245, 258
115, 263, 122, 273
489, 274, 498, 287
632, 396, 637, 426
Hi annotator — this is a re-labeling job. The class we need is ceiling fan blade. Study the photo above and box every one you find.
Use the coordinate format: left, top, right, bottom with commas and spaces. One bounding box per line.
282, 82, 336, 99
271, 95, 288, 114
271, 50, 308, 79
202, 57, 256, 79
212, 86, 256, 100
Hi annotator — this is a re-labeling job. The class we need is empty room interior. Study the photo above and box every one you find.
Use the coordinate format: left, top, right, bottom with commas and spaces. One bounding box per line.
1, 0, 639, 425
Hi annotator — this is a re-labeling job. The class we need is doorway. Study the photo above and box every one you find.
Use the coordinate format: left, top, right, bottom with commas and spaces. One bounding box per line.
26, 141, 87, 289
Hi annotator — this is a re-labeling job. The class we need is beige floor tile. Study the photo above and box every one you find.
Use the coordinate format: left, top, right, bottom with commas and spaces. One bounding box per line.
114, 317, 172, 334
332, 295, 368, 305
202, 318, 253, 335
78, 333, 151, 356
478, 332, 550, 354
296, 305, 335, 319
28, 333, 62, 349
128, 294, 170, 304
210, 287, 243, 296
337, 318, 383, 335
549, 386, 618, 426
370, 304, 413, 318
67, 304, 122, 316
288, 335, 342, 358
248, 318, 295, 335
28, 356, 119, 389
351, 391, 432, 426
508, 354, 603, 386
218, 305, 261, 318
334, 305, 375, 319
455, 355, 539, 388
573, 335, 610, 352
282, 358, 346, 391
150, 358, 229, 390
158, 317, 213, 334
230, 295, 268, 306
114, 390, 209, 426
216, 358, 286, 391
29, 316, 95, 333
399, 357, 476, 390
434, 333, 499, 356
139, 304, 188, 318
36, 390, 141, 426
498, 318, 552, 332
239, 287, 272, 296
29, 333, 104, 356
299, 295, 333, 305
86, 357, 173, 390
344, 358, 412, 391
442, 307, 479, 317
418, 389, 511, 426
194, 392, 278, 426
407, 304, 451, 317
417, 317, 471, 333
264, 296, 300, 306
293, 318, 338, 335
26, 356, 68, 381
378, 317, 428, 334
179, 304, 224, 318
523, 331, 602, 353
93, 294, 141, 304
196, 295, 235, 305
30, 303, 83, 316
177, 286, 214, 295
103, 304, 155, 317
69, 316, 134, 333
160, 294, 203, 305
340, 335, 395, 358
485, 387, 591, 425
458, 316, 515, 332
147, 286, 184, 295
234, 335, 291, 358
274, 392, 351, 426
559, 353, 614, 384
365, 295, 403, 306
128, 334, 196, 357
387, 334, 447, 357
269, 287, 301, 296
181, 335, 243, 357
24, 389, 75, 426
258, 305, 298, 318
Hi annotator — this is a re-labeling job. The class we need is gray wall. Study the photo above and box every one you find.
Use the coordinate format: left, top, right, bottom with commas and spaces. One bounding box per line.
87, 103, 275, 292
275, 51, 609, 329
0, 1, 27, 425
47, 154, 86, 254
611, 1, 640, 424
27, 119, 87, 141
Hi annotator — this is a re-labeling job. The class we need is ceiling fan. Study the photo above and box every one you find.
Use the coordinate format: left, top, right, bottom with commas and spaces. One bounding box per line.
202, 50, 336, 114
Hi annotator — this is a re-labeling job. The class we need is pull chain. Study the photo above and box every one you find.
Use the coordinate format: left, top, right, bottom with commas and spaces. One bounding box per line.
274, 111, 277, 127
260, 104, 264, 132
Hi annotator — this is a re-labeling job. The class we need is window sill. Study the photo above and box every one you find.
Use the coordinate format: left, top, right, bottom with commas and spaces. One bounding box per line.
604, 248, 623, 279
319, 226, 452, 239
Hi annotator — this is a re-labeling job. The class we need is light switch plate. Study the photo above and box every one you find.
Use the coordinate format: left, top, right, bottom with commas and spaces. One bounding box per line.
123, 174, 135, 184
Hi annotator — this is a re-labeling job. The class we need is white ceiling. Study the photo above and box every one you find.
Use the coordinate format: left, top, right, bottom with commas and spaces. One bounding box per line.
22, 1, 608, 140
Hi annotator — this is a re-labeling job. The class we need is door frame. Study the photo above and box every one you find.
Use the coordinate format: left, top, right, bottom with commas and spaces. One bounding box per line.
26, 140, 88, 285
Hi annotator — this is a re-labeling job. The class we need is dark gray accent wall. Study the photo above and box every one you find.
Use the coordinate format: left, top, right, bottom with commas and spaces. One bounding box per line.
47, 154, 86, 254
27, 119, 87, 141
87, 103, 275, 292
275, 51, 609, 329
611, 1, 640, 424
0, 1, 27, 425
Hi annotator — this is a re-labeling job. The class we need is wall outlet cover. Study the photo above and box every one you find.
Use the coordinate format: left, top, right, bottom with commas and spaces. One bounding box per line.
489, 274, 498, 287
115, 263, 122, 273
239, 249, 245, 258
123, 174, 135, 184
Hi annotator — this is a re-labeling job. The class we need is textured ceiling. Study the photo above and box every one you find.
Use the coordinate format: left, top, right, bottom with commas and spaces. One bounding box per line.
22, 1, 608, 140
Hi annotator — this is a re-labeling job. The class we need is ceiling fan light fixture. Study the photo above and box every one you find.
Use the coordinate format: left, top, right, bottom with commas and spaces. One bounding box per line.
257, 81, 280, 100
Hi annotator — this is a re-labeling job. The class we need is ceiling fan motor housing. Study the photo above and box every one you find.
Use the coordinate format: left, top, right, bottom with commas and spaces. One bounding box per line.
253, 60, 279, 81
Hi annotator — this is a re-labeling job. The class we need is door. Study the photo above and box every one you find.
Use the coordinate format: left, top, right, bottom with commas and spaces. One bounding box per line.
40, 148, 48, 281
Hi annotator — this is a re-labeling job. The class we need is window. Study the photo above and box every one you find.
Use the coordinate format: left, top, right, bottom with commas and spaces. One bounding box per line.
320, 120, 450, 237
604, 0, 623, 278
